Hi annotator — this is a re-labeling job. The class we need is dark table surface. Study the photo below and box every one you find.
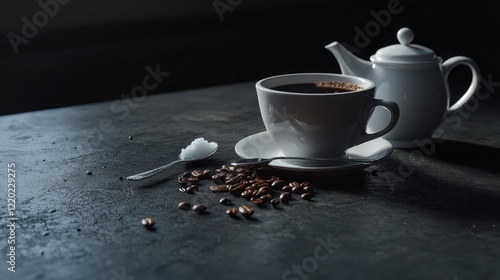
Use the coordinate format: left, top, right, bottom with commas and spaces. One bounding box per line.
1, 82, 500, 280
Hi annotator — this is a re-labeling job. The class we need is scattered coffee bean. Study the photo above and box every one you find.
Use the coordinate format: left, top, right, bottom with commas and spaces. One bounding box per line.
257, 186, 271, 196
178, 176, 189, 187
191, 170, 204, 178
250, 197, 265, 207
226, 208, 238, 217
203, 170, 213, 178
260, 193, 273, 202
141, 217, 155, 228
292, 186, 303, 194
119, 176, 124, 181
178, 202, 191, 210
229, 183, 245, 196
176, 163, 318, 219
220, 197, 232, 205
211, 173, 224, 182
192, 204, 207, 214
241, 190, 253, 200
271, 179, 286, 190
271, 198, 280, 208
303, 186, 314, 193
210, 185, 229, 193
280, 192, 292, 203
86, 170, 92, 175
128, 135, 133, 140
188, 177, 200, 184
301, 193, 313, 201
238, 205, 255, 218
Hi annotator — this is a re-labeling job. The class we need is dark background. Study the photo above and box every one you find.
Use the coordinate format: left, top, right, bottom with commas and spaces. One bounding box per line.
1, 0, 499, 116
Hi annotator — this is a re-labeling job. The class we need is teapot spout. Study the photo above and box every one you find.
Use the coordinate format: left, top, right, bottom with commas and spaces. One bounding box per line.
325, 42, 372, 78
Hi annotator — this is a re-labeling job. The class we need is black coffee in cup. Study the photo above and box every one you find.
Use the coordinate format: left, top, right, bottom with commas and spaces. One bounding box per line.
271, 81, 363, 93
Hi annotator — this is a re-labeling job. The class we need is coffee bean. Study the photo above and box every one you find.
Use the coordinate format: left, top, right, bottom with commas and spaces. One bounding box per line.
179, 187, 187, 193
257, 186, 271, 196
292, 186, 303, 194
191, 170, 204, 178
271, 198, 280, 208
251, 197, 265, 206
192, 204, 207, 214
260, 193, 273, 202
178, 202, 191, 210
303, 186, 314, 193
209, 185, 229, 193
188, 177, 200, 184
252, 181, 270, 189
212, 173, 227, 184
141, 217, 155, 228
300, 182, 311, 188
235, 168, 247, 174
203, 170, 213, 178
178, 176, 189, 187
182, 172, 192, 178
289, 181, 300, 188
186, 186, 196, 194
282, 185, 293, 192
86, 170, 92, 175
229, 183, 245, 196
226, 208, 238, 217
238, 205, 255, 218
271, 179, 286, 190
218, 165, 229, 172
220, 197, 232, 205
241, 190, 253, 200
280, 192, 292, 203
226, 175, 243, 184
301, 193, 313, 200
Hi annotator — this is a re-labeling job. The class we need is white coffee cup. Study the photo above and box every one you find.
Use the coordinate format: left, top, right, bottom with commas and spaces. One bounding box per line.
255, 73, 399, 158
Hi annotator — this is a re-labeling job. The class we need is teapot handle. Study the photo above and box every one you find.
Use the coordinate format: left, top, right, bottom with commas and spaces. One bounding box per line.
442, 56, 480, 112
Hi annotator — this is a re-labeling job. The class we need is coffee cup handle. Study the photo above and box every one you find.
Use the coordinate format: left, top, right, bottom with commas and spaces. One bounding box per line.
353, 99, 400, 145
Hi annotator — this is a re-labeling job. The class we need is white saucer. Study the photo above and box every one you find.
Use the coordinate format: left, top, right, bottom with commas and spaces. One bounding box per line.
234, 131, 393, 175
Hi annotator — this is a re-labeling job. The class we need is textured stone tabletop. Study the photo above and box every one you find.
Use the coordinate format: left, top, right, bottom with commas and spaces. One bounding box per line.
1, 82, 500, 280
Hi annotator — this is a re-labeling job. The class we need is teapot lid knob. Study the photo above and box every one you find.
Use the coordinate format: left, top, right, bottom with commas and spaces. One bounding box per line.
372, 27, 438, 64
397, 27, 414, 45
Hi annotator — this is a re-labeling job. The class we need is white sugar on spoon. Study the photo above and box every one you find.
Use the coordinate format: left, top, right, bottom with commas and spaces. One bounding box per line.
179, 138, 218, 161
127, 138, 218, 181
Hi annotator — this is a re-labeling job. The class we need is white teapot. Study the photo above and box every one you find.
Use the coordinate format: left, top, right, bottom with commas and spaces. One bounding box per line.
326, 27, 480, 148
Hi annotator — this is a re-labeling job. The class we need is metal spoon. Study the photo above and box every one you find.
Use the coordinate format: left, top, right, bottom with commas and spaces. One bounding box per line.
127, 145, 218, 181
231, 156, 374, 168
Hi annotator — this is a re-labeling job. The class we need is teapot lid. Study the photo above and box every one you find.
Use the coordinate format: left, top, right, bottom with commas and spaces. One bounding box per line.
372, 27, 438, 64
